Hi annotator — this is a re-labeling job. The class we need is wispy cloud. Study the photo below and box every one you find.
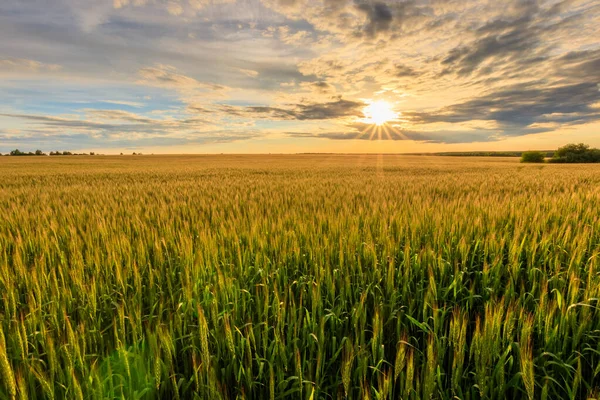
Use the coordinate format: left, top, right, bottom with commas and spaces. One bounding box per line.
0, 109, 258, 150
0, 58, 62, 74
137, 65, 226, 91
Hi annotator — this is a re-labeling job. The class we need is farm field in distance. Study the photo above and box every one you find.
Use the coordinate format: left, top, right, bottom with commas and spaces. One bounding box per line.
1, 154, 599, 399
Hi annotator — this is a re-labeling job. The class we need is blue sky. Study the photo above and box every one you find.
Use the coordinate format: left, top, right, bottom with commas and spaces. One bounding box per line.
1, 0, 599, 153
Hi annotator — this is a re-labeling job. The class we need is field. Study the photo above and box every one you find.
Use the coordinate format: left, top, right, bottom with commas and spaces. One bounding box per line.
1, 155, 599, 400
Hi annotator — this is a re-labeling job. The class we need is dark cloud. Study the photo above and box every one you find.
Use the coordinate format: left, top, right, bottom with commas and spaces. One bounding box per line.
441, 28, 541, 76
555, 49, 600, 82
438, 0, 592, 77
311, 81, 334, 93
186, 105, 212, 114
355, 0, 433, 40
220, 98, 365, 120
440, 13, 545, 77
295, 98, 364, 119
242, 106, 298, 119
357, 2, 393, 37
404, 81, 600, 131
393, 63, 418, 77
244, 62, 316, 90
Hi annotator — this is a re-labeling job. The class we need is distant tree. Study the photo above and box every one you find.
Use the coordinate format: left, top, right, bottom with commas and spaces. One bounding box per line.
35, 149, 44, 155
550, 143, 600, 163
90, 152, 95, 156
556, 143, 589, 157
63, 151, 72, 155
133, 152, 137, 155
10, 149, 24, 156
521, 151, 546, 163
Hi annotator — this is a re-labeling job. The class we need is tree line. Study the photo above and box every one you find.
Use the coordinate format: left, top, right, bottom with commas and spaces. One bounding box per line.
433, 151, 555, 157
521, 143, 600, 163
0, 150, 149, 156
3, 144, 599, 162
2, 149, 96, 156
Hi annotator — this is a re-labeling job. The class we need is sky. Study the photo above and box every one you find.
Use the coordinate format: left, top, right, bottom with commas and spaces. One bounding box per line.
1, 0, 599, 154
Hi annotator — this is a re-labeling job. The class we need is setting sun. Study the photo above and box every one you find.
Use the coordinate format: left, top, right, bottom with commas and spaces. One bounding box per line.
363, 100, 397, 125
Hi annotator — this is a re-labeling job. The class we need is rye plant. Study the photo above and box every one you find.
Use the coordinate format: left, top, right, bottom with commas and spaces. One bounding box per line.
0, 155, 599, 399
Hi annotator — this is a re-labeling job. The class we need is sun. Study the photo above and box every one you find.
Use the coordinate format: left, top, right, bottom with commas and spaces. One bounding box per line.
362, 100, 397, 125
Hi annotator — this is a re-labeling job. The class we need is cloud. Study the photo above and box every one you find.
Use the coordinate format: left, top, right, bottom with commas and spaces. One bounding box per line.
555, 49, 600, 82
0, 58, 62, 73
404, 81, 600, 132
189, 0, 237, 11
298, 57, 347, 78
101, 100, 145, 108
437, 0, 596, 78
238, 68, 259, 77
440, 21, 543, 77
137, 65, 226, 91
85, 109, 157, 124
112, 0, 148, 9
357, 2, 393, 37
0, 110, 257, 149
218, 98, 365, 120
300, 81, 335, 94
167, 1, 184, 16
392, 63, 419, 77
269, 25, 313, 45
290, 98, 363, 119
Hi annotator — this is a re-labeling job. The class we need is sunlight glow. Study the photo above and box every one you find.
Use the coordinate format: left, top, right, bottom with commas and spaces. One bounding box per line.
362, 100, 397, 125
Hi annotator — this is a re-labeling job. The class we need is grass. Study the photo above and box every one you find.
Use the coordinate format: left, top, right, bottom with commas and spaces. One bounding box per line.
0, 154, 599, 399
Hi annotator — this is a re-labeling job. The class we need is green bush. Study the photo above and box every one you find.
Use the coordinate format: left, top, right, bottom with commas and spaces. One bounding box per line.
521, 151, 545, 163
550, 143, 600, 163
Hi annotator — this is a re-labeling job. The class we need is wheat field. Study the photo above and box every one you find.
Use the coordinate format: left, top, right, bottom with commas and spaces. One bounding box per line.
0, 155, 599, 399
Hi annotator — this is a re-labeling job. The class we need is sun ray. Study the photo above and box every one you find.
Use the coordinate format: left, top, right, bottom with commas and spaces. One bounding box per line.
368, 125, 377, 141
382, 124, 392, 141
